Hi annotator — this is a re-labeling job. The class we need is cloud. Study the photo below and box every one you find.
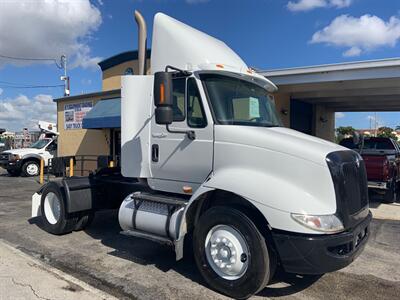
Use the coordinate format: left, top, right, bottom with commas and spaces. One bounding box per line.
311, 14, 400, 57
287, 0, 352, 12
335, 112, 345, 119
343, 46, 362, 57
0, 94, 56, 131
0, 0, 102, 69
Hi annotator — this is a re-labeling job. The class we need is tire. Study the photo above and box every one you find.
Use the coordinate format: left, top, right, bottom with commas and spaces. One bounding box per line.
193, 207, 272, 299
7, 169, 21, 176
22, 160, 39, 177
40, 183, 78, 235
74, 212, 94, 231
384, 178, 397, 203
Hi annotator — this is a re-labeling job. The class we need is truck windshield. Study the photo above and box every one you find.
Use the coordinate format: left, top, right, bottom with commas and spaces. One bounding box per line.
30, 139, 50, 149
201, 74, 282, 127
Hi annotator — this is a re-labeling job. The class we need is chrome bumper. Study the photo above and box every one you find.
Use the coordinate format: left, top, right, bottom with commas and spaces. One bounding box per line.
368, 181, 387, 190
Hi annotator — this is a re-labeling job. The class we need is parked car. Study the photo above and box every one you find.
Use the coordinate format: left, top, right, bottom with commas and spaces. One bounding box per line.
340, 137, 400, 203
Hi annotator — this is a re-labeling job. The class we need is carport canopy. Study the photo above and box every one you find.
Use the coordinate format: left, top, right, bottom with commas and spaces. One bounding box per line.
82, 98, 121, 129
260, 58, 400, 112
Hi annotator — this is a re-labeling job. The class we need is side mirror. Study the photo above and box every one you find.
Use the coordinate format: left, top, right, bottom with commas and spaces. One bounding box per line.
154, 72, 173, 125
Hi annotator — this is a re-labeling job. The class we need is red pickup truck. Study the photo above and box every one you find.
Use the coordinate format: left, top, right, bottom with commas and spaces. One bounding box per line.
340, 137, 400, 203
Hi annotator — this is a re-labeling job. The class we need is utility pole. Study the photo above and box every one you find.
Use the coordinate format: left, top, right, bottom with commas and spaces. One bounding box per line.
60, 55, 70, 96
374, 112, 377, 137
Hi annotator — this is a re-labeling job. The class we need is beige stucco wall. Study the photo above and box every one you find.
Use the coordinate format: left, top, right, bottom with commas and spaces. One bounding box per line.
273, 92, 290, 127
102, 59, 151, 91
57, 97, 111, 158
314, 104, 335, 142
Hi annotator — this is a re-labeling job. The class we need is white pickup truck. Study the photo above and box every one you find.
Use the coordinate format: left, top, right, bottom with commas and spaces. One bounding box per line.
0, 122, 58, 176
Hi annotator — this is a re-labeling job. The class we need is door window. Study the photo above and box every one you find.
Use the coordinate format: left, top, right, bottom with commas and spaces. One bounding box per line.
187, 78, 207, 128
172, 78, 186, 122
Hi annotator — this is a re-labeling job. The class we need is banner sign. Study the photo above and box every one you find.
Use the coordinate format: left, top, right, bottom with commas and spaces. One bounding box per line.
64, 101, 93, 130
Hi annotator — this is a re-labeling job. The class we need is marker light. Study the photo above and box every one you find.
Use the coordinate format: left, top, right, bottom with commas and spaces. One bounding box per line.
159, 83, 165, 104
291, 213, 344, 233
216, 64, 224, 69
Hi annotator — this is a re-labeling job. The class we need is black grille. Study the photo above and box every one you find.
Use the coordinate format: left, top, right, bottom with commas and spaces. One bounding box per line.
342, 160, 368, 215
0, 153, 9, 161
327, 151, 369, 228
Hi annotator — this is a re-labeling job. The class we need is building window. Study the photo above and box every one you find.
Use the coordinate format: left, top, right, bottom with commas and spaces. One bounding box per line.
124, 67, 134, 75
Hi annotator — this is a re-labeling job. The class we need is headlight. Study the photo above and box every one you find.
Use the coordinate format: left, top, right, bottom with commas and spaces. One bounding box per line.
9, 154, 21, 161
291, 213, 344, 233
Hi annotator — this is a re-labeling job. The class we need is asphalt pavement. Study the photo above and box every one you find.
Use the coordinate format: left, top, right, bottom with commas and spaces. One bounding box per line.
0, 168, 399, 300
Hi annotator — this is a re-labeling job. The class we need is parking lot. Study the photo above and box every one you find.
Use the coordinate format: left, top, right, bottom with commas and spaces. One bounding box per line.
0, 168, 399, 300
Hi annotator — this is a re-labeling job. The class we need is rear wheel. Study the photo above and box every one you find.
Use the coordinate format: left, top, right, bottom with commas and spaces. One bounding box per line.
40, 183, 78, 235
74, 212, 94, 231
193, 207, 272, 299
384, 178, 397, 203
22, 160, 39, 177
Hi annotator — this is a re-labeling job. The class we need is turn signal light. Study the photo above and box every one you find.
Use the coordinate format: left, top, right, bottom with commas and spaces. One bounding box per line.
183, 186, 193, 194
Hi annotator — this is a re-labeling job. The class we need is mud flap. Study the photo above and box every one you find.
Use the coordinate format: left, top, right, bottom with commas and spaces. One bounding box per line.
31, 192, 42, 217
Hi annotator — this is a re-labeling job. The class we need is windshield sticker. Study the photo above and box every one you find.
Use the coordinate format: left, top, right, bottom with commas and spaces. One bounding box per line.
249, 97, 260, 119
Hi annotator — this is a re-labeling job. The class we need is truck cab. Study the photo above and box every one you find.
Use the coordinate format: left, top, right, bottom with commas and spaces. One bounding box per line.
32, 12, 371, 299
0, 122, 58, 176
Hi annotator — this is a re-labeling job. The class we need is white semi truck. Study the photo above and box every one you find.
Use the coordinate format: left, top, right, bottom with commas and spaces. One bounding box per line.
0, 121, 58, 176
32, 12, 371, 299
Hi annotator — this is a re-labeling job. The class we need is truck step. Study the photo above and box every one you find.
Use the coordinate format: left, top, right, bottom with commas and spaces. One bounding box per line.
131, 192, 189, 206
121, 229, 174, 246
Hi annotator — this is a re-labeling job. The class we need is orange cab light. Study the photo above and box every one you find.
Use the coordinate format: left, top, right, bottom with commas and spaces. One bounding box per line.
216, 64, 224, 69
160, 83, 165, 104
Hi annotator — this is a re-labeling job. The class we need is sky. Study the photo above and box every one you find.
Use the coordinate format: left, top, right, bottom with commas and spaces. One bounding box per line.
1, 0, 400, 131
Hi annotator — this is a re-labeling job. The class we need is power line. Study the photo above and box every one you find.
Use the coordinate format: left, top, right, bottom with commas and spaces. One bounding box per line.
0, 53, 63, 69
0, 85, 64, 89
0, 85, 63, 89
0, 80, 64, 89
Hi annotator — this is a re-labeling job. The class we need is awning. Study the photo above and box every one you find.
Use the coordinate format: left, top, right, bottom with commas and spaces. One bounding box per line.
82, 98, 121, 129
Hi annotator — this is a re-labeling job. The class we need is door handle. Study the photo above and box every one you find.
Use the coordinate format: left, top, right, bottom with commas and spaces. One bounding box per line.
152, 144, 159, 162
152, 133, 167, 138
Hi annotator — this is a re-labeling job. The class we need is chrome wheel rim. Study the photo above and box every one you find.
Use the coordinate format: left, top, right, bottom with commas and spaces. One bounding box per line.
205, 225, 249, 280
44, 192, 61, 225
26, 163, 39, 176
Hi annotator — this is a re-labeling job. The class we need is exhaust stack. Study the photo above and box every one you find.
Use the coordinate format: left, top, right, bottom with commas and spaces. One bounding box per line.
134, 10, 147, 75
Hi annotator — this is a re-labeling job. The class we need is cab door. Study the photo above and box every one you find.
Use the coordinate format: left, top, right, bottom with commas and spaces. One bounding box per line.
149, 77, 213, 193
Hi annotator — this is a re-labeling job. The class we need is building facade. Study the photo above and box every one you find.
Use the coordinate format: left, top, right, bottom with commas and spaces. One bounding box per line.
55, 51, 150, 165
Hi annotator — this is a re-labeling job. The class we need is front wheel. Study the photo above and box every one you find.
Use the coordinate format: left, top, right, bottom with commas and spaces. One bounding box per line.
22, 160, 39, 177
193, 207, 272, 299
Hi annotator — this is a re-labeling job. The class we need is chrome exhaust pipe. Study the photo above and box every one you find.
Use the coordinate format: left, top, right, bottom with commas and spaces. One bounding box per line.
134, 10, 147, 75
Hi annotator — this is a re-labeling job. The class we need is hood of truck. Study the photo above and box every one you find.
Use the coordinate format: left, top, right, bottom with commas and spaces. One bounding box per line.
214, 125, 345, 166
2, 148, 42, 156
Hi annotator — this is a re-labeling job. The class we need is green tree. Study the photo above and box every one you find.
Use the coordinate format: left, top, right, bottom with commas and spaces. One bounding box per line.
377, 127, 397, 140
335, 126, 356, 143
